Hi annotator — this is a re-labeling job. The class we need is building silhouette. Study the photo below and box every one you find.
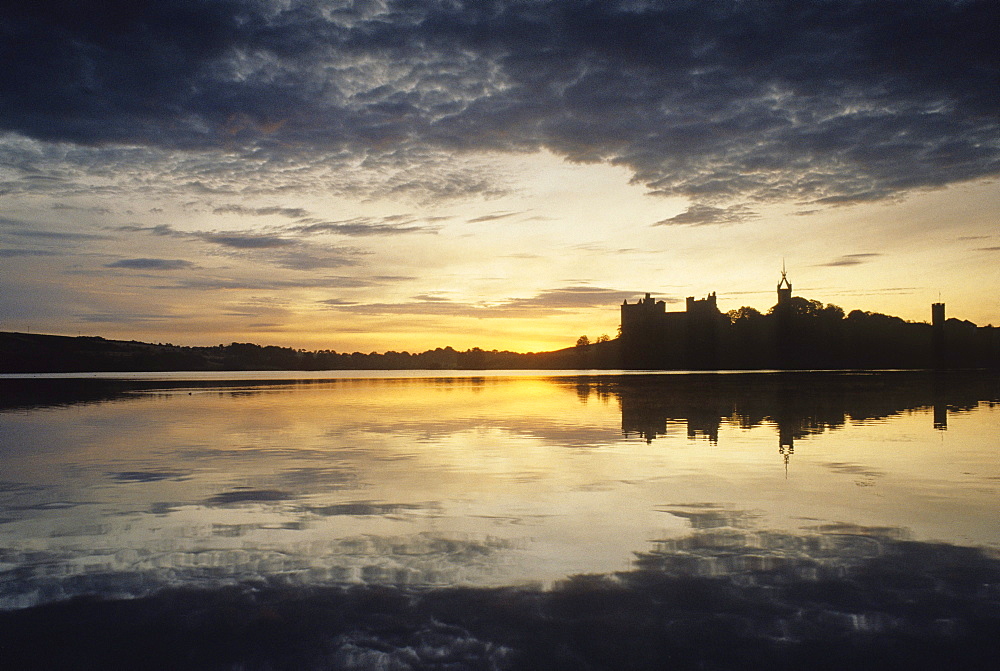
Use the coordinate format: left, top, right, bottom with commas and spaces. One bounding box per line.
620, 291, 727, 369
777, 264, 792, 305
932, 301, 946, 367
620, 292, 723, 336
617, 269, 998, 370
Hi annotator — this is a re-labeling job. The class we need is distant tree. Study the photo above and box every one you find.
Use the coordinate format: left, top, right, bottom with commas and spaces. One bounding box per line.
576, 335, 591, 347
595, 334, 611, 343
821, 303, 845, 320
728, 306, 762, 323
768, 297, 843, 320
848, 309, 903, 325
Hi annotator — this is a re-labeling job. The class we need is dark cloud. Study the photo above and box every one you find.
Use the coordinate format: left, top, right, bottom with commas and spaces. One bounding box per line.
197, 233, 295, 249
975, 246, 1000, 252
113, 224, 178, 237
51, 203, 111, 214
6, 229, 110, 241
324, 285, 640, 317
158, 275, 401, 291
113, 222, 417, 262
467, 211, 524, 223
321, 295, 488, 318
209, 206, 441, 236
0, 248, 61, 258
819, 253, 883, 267
292, 216, 437, 237
502, 286, 642, 310
266, 250, 357, 270
1, 217, 111, 242
106, 258, 195, 270
410, 294, 451, 302
213, 205, 310, 218
654, 204, 756, 227
78, 312, 181, 323
2, 1, 996, 209
112, 222, 361, 268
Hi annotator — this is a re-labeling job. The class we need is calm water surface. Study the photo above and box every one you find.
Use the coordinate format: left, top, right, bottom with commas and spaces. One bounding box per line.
1, 370, 997, 608
2, 371, 1000, 669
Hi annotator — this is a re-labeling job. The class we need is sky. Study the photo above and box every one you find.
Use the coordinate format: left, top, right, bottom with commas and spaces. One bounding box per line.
1, 0, 998, 353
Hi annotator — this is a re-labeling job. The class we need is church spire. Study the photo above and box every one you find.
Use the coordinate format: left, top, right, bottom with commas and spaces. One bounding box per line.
777, 261, 792, 304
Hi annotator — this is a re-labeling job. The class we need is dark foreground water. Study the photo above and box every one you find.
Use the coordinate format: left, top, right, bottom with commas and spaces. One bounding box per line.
1, 370, 998, 669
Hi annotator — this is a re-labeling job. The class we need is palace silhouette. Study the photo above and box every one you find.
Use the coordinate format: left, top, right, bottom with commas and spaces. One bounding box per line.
618, 270, 998, 370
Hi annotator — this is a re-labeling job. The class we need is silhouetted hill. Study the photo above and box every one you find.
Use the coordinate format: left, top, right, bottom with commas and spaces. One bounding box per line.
0, 331, 618, 373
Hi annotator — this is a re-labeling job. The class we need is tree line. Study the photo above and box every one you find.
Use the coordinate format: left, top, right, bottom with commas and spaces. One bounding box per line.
0, 332, 586, 373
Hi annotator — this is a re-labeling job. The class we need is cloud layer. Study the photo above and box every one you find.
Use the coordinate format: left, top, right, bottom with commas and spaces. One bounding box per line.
3, 0, 998, 208
324, 285, 642, 318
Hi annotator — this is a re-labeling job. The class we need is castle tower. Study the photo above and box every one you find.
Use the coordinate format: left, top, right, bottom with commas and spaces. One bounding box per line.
620, 292, 666, 339
932, 302, 945, 327
777, 263, 792, 305
932, 302, 946, 367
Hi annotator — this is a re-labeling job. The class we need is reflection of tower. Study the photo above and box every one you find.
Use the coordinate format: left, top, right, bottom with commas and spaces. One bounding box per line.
933, 402, 948, 430
778, 423, 794, 476
932, 369, 948, 430
777, 262, 793, 305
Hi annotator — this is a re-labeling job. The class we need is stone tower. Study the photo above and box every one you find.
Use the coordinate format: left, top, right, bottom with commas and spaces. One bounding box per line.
932, 301, 946, 367
777, 263, 792, 305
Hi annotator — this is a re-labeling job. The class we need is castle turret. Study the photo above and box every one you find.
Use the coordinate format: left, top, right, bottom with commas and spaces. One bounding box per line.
777, 264, 792, 305
686, 292, 719, 315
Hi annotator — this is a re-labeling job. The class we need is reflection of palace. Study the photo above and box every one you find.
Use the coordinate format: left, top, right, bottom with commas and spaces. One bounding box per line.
608, 371, 996, 467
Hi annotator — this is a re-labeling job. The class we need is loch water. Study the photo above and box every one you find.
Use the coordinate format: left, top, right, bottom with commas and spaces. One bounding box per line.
1, 370, 999, 669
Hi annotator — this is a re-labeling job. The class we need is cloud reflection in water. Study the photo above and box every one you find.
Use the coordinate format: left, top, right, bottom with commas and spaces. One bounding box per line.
0, 370, 998, 668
